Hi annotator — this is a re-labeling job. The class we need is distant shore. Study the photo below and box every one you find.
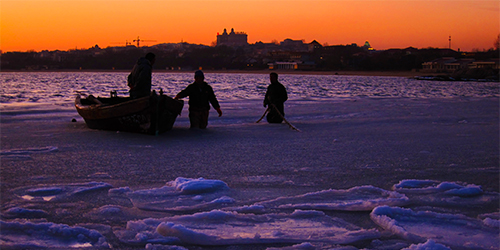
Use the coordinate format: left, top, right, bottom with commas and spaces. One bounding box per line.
1, 69, 442, 77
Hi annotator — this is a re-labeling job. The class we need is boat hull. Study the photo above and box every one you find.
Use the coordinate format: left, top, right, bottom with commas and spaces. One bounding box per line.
75, 93, 183, 135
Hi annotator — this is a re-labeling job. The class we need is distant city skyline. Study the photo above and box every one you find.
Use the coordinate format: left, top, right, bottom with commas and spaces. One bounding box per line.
1, 0, 499, 52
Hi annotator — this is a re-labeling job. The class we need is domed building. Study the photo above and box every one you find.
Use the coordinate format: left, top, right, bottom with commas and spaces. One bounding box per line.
216, 28, 248, 47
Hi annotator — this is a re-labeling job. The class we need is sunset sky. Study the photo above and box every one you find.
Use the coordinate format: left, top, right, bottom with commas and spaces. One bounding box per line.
1, 0, 499, 52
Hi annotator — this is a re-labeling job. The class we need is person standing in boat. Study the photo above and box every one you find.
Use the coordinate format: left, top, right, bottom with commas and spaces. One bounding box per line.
264, 72, 288, 123
127, 52, 156, 99
174, 70, 223, 129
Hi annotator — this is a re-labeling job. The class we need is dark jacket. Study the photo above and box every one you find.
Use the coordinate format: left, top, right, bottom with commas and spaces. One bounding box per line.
177, 82, 220, 111
264, 81, 288, 123
128, 57, 152, 98
264, 81, 287, 107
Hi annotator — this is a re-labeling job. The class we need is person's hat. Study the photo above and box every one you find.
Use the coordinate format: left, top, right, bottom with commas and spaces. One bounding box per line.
195, 70, 204, 78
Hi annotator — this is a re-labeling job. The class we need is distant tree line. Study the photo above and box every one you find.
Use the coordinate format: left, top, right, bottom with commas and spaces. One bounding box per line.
1, 43, 498, 72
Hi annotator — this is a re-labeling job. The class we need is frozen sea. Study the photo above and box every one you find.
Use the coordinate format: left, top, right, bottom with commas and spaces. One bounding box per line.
0, 72, 499, 249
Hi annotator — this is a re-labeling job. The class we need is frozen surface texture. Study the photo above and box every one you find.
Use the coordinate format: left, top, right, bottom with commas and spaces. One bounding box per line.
1, 73, 498, 249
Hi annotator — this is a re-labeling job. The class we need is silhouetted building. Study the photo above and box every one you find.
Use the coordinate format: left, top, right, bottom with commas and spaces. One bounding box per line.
469, 59, 500, 69
308, 40, 323, 52
363, 41, 374, 51
217, 28, 248, 47
420, 57, 500, 73
268, 61, 315, 70
267, 48, 316, 71
280, 39, 308, 51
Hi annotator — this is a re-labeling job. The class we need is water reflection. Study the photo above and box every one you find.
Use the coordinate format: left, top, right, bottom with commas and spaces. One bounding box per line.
1, 72, 498, 105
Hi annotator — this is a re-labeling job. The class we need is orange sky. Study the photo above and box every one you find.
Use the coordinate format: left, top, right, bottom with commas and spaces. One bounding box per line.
1, 0, 499, 52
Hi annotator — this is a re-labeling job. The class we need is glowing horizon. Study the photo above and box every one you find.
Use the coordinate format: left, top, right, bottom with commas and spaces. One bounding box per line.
1, 0, 499, 52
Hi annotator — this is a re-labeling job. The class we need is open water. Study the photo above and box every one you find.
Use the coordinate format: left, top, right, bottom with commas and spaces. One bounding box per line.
1, 72, 499, 109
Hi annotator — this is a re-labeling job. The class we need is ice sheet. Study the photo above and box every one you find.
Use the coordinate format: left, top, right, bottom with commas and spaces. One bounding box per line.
13, 182, 112, 202
0, 220, 109, 248
392, 179, 499, 208
2, 178, 499, 249
113, 209, 380, 245
371, 206, 499, 250
256, 185, 409, 211
112, 177, 234, 212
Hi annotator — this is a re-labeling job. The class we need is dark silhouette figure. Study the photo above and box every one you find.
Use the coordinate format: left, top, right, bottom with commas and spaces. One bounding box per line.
264, 72, 288, 123
128, 52, 156, 99
175, 70, 222, 129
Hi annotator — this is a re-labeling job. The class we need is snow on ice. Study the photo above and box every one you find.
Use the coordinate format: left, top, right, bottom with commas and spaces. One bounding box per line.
392, 179, 499, 208
371, 206, 499, 250
402, 240, 452, 250
111, 177, 234, 212
1, 177, 499, 249
0, 220, 109, 248
13, 181, 112, 202
142, 210, 380, 245
256, 185, 410, 211
0, 146, 58, 159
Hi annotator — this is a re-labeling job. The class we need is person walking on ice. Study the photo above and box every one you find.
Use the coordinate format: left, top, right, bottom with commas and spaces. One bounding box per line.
175, 70, 222, 129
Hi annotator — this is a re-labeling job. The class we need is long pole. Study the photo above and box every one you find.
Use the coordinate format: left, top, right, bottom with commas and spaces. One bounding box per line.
268, 103, 301, 132
256, 108, 269, 123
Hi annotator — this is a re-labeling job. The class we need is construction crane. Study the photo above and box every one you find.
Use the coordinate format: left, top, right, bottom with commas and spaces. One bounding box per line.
133, 36, 156, 47
111, 40, 132, 47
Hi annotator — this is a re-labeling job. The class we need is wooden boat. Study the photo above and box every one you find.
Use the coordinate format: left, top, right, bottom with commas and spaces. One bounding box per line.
75, 91, 184, 135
